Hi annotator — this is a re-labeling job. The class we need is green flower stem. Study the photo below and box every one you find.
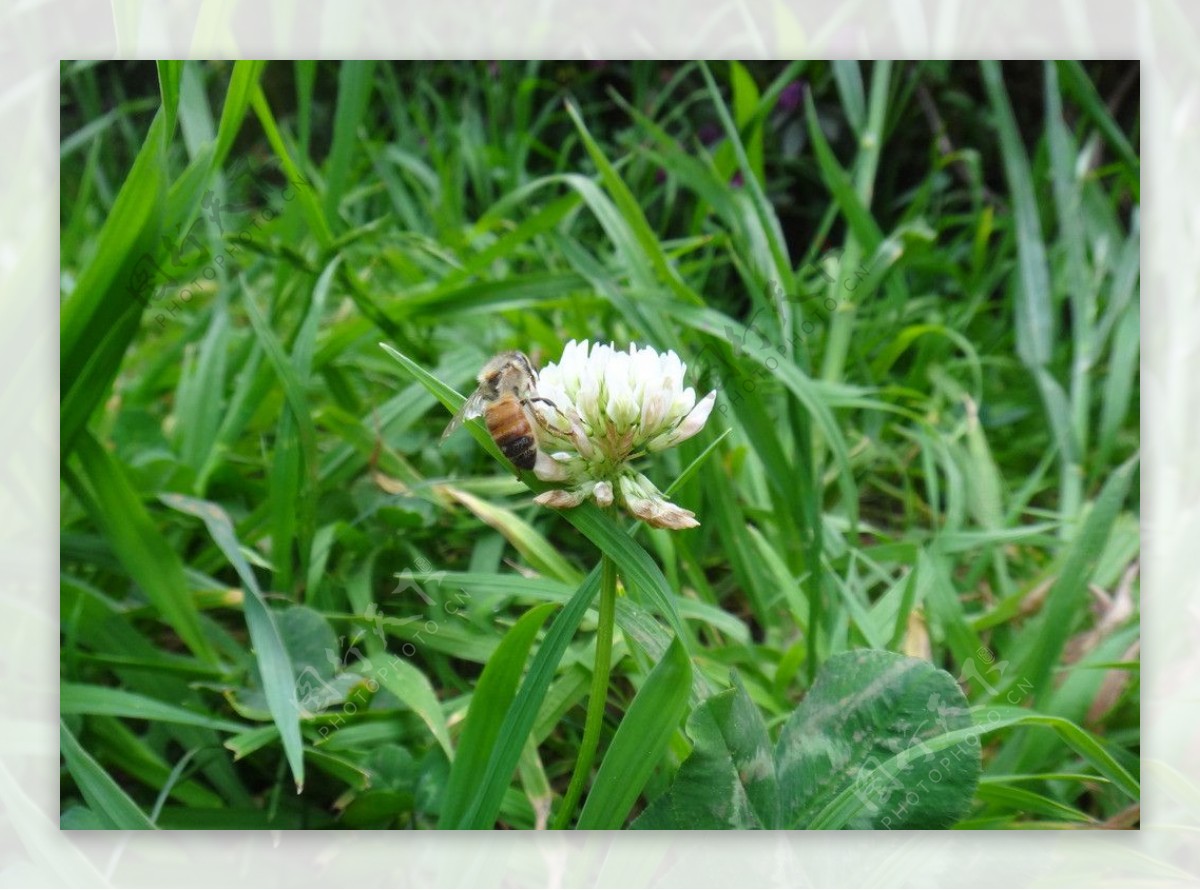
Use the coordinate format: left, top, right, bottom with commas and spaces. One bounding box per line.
553, 548, 618, 829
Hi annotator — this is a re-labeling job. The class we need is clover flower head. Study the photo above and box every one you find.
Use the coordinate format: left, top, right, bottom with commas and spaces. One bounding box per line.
529, 340, 716, 529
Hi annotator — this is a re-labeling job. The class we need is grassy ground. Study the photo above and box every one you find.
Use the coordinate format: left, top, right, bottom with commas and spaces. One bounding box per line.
60, 60, 1139, 829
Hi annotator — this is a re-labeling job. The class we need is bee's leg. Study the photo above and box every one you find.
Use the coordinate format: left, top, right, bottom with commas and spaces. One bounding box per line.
523, 397, 574, 438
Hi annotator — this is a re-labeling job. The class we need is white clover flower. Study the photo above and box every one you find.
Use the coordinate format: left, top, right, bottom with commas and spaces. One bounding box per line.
529, 340, 716, 529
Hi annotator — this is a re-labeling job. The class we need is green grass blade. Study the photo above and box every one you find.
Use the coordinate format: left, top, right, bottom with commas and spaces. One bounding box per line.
60, 721, 157, 830
980, 61, 1054, 367
323, 61, 376, 222
159, 493, 306, 791
974, 782, 1095, 824
1007, 456, 1138, 703
438, 603, 557, 828
1097, 304, 1139, 468
1055, 60, 1139, 173
978, 708, 1140, 802
698, 62, 793, 289
365, 656, 453, 761
560, 502, 690, 648
242, 270, 329, 592
61, 110, 168, 456
728, 61, 765, 186
575, 636, 691, 829
802, 91, 885, 252
69, 432, 216, 663
445, 488, 583, 586
155, 60, 183, 135
213, 61, 267, 169
563, 100, 703, 306
456, 567, 600, 828
61, 684, 249, 734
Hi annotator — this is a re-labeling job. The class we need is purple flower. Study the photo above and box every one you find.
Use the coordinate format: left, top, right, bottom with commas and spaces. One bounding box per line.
731, 170, 744, 188
778, 80, 804, 113
697, 122, 722, 146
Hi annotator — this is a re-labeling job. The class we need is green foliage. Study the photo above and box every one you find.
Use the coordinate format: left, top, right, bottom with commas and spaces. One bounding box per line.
636, 651, 980, 829
60, 61, 1139, 829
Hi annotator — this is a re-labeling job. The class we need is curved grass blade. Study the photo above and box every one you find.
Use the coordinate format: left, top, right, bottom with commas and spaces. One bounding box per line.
564, 100, 704, 307
379, 342, 509, 467
980, 60, 1054, 368
159, 493, 305, 791
61, 110, 168, 456
60, 721, 157, 830
443, 487, 583, 586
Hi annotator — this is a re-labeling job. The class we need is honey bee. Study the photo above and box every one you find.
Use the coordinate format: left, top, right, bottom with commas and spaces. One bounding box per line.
440, 351, 561, 471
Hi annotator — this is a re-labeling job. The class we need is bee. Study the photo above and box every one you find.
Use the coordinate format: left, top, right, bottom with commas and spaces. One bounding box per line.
440, 351, 561, 471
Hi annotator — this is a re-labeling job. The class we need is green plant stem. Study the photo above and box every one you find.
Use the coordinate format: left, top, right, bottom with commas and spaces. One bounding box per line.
553, 549, 618, 829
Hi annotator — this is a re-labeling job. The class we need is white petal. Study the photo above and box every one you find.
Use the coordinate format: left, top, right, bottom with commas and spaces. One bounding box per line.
534, 488, 587, 509
618, 473, 650, 509
644, 501, 700, 530
605, 370, 639, 430
639, 387, 673, 436
662, 349, 685, 390
576, 373, 602, 428
648, 389, 716, 451
533, 450, 572, 481
618, 473, 698, 529
593, 480, 613, 507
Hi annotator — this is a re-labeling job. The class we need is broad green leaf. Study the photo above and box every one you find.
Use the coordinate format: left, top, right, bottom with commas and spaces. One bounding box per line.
634, 672, 777, 829
777, 649, 979, 829
276, 605, 340, 686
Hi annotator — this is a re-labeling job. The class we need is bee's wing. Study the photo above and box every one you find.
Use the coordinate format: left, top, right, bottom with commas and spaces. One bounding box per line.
440, 389, 488, 443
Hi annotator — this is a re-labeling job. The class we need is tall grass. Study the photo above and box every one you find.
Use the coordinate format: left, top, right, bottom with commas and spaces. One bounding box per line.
60, 60, 1139, 829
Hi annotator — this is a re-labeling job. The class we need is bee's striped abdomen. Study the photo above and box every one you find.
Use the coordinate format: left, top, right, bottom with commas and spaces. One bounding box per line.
486, 396, 537, 470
